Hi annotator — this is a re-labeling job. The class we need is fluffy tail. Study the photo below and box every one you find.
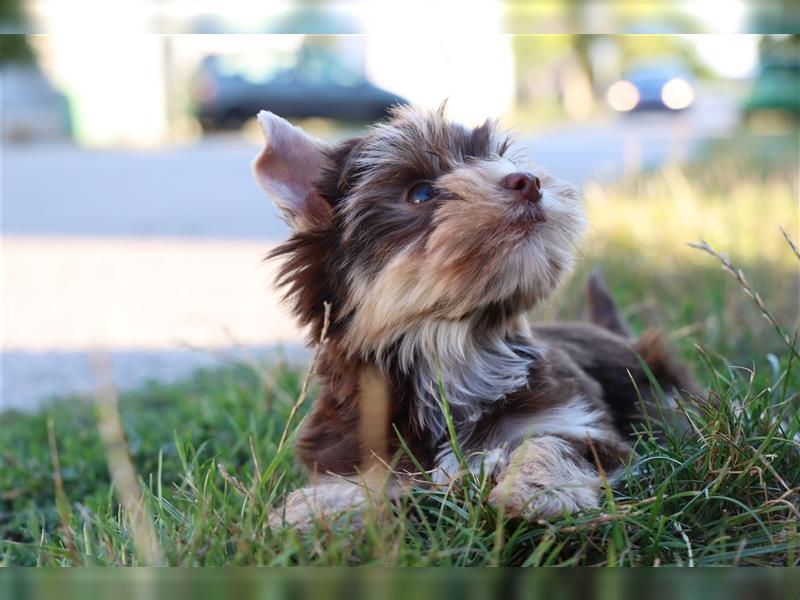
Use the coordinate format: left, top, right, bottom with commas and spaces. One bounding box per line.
634, 329, 701, 399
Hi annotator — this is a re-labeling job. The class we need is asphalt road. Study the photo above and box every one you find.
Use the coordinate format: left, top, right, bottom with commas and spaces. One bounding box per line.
2, 94, 738, 410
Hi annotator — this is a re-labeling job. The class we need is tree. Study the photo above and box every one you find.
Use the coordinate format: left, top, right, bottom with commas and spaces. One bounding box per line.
0, 0, 34, 65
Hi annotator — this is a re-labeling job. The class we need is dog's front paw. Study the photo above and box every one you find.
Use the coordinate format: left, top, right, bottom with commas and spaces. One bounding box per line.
488, 474, 599, 520
267, 486, 321, 532
487, 436, 601, 520
268, 480, 369, 531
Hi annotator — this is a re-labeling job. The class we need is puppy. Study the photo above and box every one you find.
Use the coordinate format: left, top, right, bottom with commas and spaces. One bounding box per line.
253, 105, 696, 526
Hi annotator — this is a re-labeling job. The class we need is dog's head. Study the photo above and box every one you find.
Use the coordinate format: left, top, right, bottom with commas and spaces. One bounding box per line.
254, 105, 585, 356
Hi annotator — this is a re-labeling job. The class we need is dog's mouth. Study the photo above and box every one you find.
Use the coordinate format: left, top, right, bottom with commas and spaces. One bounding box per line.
501, 185, 550, 230
525, 204, 547, 223
509, 203, 547, 232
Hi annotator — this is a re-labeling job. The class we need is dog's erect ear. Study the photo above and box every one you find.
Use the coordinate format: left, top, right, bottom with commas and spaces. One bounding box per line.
252, 110, 331, 231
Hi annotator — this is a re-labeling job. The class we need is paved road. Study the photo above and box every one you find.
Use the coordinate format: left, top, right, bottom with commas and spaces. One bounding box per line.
2, 93, 737, 410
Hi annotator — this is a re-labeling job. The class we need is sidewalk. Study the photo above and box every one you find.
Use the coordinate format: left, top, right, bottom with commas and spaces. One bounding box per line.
2, 236, 306, 410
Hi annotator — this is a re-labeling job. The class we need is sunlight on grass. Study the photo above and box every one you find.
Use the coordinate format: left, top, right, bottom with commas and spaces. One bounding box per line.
584, 166, 797, 270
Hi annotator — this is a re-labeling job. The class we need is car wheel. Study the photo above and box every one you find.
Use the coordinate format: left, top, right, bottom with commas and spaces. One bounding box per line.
221, 110, 247, 131
198, 118, 220, 134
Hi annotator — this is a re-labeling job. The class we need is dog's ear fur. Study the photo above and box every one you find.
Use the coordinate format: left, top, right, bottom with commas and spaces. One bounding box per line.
252, 111, 332, 231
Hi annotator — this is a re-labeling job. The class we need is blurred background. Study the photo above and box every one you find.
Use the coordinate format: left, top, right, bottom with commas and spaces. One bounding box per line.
2, 1, 799, 411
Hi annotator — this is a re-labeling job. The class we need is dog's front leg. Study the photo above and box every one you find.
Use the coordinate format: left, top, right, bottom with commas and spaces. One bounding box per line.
488, 435, 628, 520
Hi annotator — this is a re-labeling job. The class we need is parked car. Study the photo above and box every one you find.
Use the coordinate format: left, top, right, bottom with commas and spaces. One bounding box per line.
742, 59, 800, 120
193, 52, 408, 131
606, 62, 695, 113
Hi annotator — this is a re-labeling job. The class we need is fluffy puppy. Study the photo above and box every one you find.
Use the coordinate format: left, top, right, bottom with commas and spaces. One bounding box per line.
253, 105, 696, 525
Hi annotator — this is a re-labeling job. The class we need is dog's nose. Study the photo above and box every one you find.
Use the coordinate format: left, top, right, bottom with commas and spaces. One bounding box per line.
501, 172, 542, 203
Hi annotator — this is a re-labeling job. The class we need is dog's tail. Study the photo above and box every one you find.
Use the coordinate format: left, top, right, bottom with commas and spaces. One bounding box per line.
633, 329, 700, 398
586, 271, 700, 398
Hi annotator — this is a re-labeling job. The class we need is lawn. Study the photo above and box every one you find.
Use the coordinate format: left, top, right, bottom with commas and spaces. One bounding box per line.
1, 133, 798, 566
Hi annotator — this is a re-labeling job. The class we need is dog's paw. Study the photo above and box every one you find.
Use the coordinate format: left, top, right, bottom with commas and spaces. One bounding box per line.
431, 447, 509, 486
488, 475, 599, 520
486, 436, 601, 520
268, 480, 369, 531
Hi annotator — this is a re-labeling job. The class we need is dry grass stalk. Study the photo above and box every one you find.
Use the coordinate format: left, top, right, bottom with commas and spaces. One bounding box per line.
47, 418, 79, 562
689, 239, 799, 361
93, 353, 165, 566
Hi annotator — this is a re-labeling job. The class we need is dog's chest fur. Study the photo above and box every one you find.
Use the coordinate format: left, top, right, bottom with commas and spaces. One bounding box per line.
293, 319, 638, 476
388, 313, 539, 440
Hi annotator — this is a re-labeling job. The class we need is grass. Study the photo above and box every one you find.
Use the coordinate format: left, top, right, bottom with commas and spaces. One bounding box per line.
1, 134, 798, 566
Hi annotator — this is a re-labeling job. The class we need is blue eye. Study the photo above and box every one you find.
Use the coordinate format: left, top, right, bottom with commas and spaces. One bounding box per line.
407, 181, 437, 204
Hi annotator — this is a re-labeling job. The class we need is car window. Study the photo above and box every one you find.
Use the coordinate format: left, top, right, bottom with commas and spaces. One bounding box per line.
206, 52, 297, 84
293, 48, 365, 87
204, 47, 367, 88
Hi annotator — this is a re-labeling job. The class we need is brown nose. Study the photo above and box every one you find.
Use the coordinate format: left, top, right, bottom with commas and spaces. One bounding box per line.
501, 172, 542, 203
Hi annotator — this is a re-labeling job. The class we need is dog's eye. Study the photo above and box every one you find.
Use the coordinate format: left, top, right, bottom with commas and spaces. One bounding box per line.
407, 181, 438, 204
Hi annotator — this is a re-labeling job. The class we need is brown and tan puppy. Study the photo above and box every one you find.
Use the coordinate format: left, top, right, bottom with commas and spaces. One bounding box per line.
253, 105, 696, 526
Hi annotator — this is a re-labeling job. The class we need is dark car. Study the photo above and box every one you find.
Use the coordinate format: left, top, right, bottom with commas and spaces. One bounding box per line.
606, 63, 695, 113
194, 51, 408, 131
